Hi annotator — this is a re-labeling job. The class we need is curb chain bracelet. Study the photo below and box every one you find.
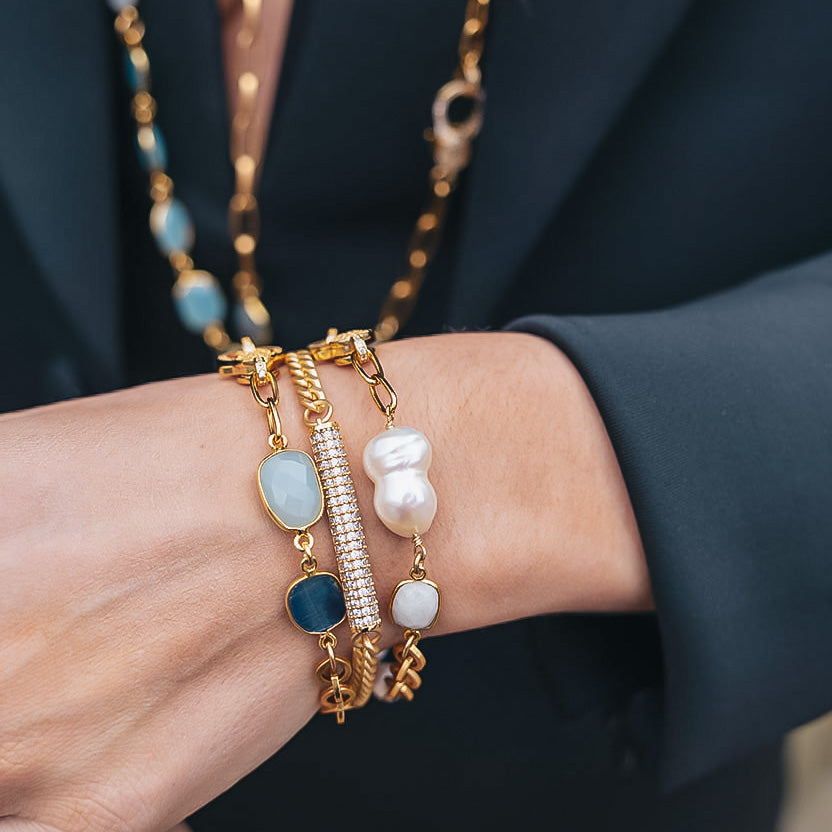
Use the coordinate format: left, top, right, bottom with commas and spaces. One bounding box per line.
284, 348, 382, 709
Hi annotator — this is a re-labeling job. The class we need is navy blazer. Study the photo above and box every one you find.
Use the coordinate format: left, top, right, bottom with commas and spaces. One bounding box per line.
1, 1, 830, 829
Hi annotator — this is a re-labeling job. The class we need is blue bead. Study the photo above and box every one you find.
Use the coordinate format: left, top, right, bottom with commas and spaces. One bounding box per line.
171, 271, 227, 333
150, 198, 194, 256
124, 48, 149, 93
286, 573, 346, 634
136, 124, 167, 172
108, 0, 138, 10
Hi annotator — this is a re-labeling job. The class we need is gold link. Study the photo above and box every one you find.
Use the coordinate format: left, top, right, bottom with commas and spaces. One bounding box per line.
408, 250, 428, 269
235, 154, 257, 194
265, 398, 286, 450
150, 171, 174, 204
385, 630, 427, 702
390, 279, 413, 300
373, 0, 489, 341
168, 251, 192, 273
369, 376, 398, 425
349, 348, 399, 422
114, 5, 139, 32
349, 347, 385, 385
411, 533, 428, 580
249, 368, 279, 408
315, 633, 354, 724
232, 269, 262, 297
233, 234, 257, 256
315, 653, 352, 685
238, 0, 262, 48
203, 323, 231, 352
121, 21, 145, 47
293, 530, 315, 551
293, 531, 317, 574
348, 630, 381, 709
228, 193, 261, 246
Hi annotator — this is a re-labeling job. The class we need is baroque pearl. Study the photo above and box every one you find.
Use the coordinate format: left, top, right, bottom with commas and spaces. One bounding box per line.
363, 426, 437, 537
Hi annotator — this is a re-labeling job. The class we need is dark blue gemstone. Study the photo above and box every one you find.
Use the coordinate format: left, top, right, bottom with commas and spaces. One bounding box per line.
286, 573, 345, 634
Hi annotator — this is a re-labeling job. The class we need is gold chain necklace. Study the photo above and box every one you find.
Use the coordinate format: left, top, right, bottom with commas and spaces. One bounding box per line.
112, 0, 489, 348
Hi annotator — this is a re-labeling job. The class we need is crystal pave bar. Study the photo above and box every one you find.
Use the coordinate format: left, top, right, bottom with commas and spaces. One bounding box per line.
310, 422, 381, 632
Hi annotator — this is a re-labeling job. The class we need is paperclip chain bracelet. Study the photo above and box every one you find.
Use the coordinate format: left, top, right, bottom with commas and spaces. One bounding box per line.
309, 330, 441, 702
284, 349, 382, 709
218, 339, 353, 722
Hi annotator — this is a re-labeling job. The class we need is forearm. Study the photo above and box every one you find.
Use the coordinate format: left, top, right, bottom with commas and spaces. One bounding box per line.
0, 331, 648, 830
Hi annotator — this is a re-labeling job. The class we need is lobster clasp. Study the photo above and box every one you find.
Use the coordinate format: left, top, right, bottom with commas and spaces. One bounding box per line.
431, 78, 485, 174
308, 328, 374, 365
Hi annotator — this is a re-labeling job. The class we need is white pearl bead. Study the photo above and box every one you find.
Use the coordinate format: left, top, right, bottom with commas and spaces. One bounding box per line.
363, 426, 437, 537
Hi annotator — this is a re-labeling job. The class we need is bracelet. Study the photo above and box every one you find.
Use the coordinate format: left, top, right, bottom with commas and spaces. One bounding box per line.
218, 338, 354, 722
283, 349, 382, 709
309, 329, 441, 702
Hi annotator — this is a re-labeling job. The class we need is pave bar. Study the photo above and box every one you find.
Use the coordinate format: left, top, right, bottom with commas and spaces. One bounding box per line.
310, 422, 381, 632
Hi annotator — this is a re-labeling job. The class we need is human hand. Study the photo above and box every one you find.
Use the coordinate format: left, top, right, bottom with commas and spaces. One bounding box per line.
0, 332, 649, 831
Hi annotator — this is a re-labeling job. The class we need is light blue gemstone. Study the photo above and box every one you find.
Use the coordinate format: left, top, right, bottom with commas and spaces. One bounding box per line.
150, 198, 194, 255
136, 124, 167, 172
124, 48, 149, 92
171, 271, 227, 333
258, 450, 323, 531
107, 0, 137, 10
286, 574, 346, 634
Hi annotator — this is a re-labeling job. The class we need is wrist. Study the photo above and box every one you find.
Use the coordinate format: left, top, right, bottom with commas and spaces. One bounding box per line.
312, 331, 651, 640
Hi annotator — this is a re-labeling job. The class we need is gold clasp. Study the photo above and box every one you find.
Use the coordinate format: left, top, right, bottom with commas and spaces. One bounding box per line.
431, 78, 485, 174
217, 336, 283, 383
307, 327, 374, 365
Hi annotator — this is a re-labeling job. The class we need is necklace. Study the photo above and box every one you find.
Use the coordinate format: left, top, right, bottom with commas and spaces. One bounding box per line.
111, 0, 489, 348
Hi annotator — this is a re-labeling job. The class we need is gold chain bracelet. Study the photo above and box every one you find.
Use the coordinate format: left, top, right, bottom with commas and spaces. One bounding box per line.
218, 338, 353, 722
309, 330, 441, 702
284, 349, 382, 709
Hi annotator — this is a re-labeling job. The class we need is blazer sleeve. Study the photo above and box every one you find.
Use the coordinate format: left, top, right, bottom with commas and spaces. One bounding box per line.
507, 249, 832, 788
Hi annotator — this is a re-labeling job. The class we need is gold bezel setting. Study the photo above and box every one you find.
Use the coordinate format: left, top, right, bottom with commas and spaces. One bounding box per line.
257, 449, 324, 532
284, 572, 347, 635
388, 578, 441, 631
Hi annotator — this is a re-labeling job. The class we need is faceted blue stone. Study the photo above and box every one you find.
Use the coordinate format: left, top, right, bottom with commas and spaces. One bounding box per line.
286, 574, 346, 634
150, 198, 194, 256
136, 124, 167, 172
108, 0, 138, 9
258, 450, 323, 530
171, 271, 227, 333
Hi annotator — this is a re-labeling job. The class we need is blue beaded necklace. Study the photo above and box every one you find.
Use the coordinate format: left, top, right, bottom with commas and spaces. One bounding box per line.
108, 0, 489, 349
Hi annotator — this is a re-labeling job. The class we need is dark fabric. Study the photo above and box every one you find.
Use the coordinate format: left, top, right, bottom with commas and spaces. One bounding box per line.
4, 0, 832, 827
510, 257, 832, 786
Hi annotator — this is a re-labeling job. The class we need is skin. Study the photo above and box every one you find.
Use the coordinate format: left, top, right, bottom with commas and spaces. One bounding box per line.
0, 333, 650, 831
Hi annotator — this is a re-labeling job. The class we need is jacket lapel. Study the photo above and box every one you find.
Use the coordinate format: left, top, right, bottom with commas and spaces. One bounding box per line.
0, 2, 121, 379
448, 0, 694, 328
